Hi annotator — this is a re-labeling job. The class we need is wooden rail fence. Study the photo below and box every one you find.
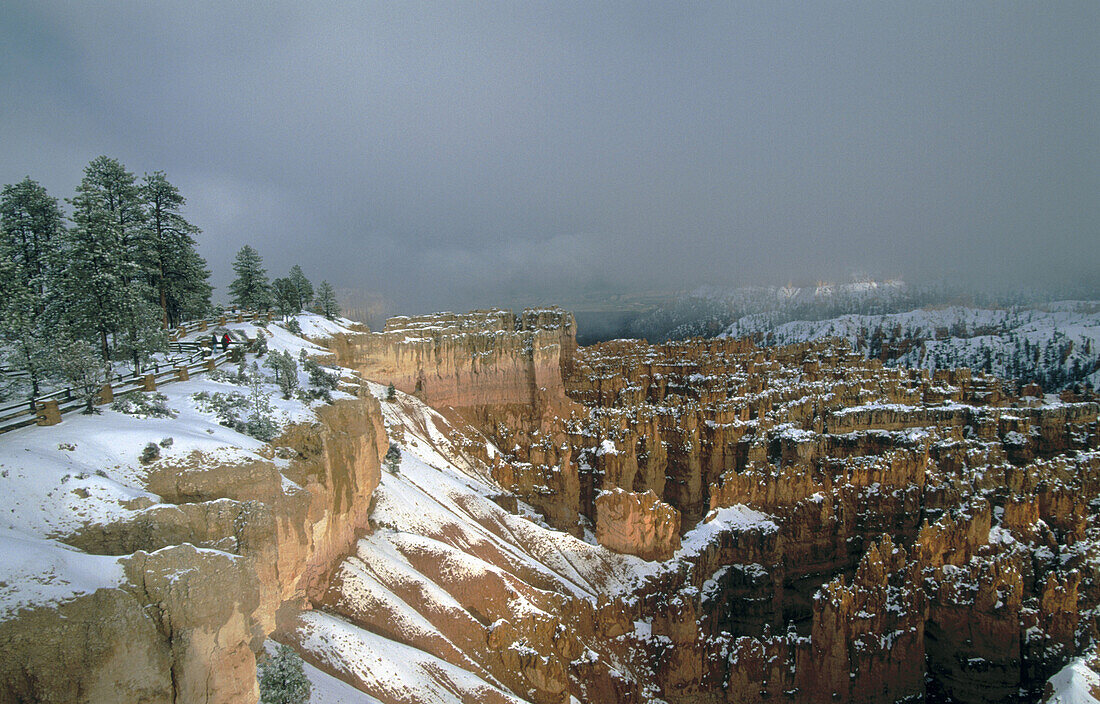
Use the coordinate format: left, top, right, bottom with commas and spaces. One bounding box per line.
0, 309, 272, 435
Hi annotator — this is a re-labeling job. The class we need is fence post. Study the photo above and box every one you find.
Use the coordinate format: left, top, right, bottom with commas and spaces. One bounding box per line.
206, 358, 217, 372
97, 383, 114, 405
198, 320, 207, 331
175, 366, 190, 382
236, 313, 244, 323
35, 399, 61, 426
219, 315, 227, 326
141, 374, 157, 392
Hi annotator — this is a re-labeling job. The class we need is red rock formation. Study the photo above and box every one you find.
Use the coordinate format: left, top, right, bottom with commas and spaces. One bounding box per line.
595, 488, 681, 560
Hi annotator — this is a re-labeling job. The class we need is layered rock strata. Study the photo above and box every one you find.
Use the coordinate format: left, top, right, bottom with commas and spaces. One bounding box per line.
0, 394, 387, 703
332, 309, 1100, 703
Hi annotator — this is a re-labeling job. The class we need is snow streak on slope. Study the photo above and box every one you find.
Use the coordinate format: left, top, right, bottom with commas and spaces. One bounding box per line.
294, 384, 656, 702
1044, 657, 1100, 704
722, 303, 1100, 390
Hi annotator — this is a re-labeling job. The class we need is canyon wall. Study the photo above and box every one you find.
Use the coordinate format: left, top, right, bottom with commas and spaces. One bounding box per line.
0, 393, 387, 704
329, 309, 1100, 703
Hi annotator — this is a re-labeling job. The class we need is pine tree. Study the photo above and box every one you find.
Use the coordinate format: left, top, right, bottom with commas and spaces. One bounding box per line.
258, 644, 311, 704
271, 277, 299, 320
245, 371, 278, 441
384, 443, 401, 473
0, 178, 65, 397
315, 280, 339, 320
63, 156, 153, 363
229, 245, 272, 311
288, 265, 313, 312
141, 171, 212, 327
51, 336, 108, 413
263, 350, 298, 398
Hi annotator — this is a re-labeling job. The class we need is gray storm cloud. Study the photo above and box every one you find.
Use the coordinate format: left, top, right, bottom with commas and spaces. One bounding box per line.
1, 2, 1097, 314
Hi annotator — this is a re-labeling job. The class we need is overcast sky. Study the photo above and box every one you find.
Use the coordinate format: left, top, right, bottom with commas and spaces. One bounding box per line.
2, 2, 1097, 314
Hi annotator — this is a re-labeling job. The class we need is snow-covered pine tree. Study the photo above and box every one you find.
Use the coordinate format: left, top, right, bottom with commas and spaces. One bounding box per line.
257, 644, 311, 704
271, 277, 299, 320
245, 370, 278, 440
51, 336, 109, 413
229, 245, 272, 311
315, 280, 339, 320
288, 265, 313, 312
63, 157, 150, 361
0, 178, 65, 397
141, 171, 212, 327
384, 443, 401, 473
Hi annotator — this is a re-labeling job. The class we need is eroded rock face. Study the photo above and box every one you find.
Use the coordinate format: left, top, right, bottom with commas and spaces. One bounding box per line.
2, 393, 386, 704
329, 308, 576, 412
9, 307, 1099, 704
329, 310, 1100, 703
0, 587, 172, 704
595, 488, 681, 561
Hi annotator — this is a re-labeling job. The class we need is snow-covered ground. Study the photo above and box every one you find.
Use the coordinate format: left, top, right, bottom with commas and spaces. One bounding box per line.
0, 313, 358, 616
721, 303, 1100, 390
1044, 656, 1100, 704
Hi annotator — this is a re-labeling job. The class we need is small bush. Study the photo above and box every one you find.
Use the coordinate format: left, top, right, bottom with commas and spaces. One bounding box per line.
192, 390, 250, 430
285, 318, 303, 335
112, 392, 177, 419
194, 374, 280, 442
159, 437, 174, 448
296, 387, 333, 404
385, 383, 396, 401
258, 644, 311, 704
140, 443, 161, 464
209, 368, 247, 385
252, 332, 269, 357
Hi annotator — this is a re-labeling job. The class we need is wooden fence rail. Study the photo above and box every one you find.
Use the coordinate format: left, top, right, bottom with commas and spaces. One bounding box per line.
0, 310, 279, 436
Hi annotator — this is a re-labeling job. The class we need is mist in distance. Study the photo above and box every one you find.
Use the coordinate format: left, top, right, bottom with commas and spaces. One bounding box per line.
1, 2, 1097, 318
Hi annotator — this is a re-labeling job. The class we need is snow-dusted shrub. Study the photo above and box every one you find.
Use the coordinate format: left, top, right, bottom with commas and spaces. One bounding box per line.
252, 331, 269, 356
264, 350, 299, 398
385, 383, 396, 401
191, 390, 249, 429
384, 443, 401, 473
296, 387, 332, 404
140, 442, 160, 464
284, 318, 302, 336
158, 437, 174, 448
258, 644, 311, 704
245, 376, 278, 441
303, 358, 338, 391
111, 391, 177, 419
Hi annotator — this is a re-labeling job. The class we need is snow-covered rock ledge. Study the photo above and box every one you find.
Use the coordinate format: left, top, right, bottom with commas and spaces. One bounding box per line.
0, 314, 387, 703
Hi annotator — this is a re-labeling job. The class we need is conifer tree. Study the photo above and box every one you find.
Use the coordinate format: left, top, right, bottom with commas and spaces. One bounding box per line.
271, 277, 299, 320
315, 280, 339, 320
52, 336, 108, 414
258, 644, 311, 704
0, 178, 65, 396
229, 245, 272, 311
141, 171, 212, 326
288, 265, 313, 312
63, 156, 154, 362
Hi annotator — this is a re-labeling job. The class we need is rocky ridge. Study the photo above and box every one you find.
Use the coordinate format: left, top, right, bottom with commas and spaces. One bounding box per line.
330, 308, 1100, 703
